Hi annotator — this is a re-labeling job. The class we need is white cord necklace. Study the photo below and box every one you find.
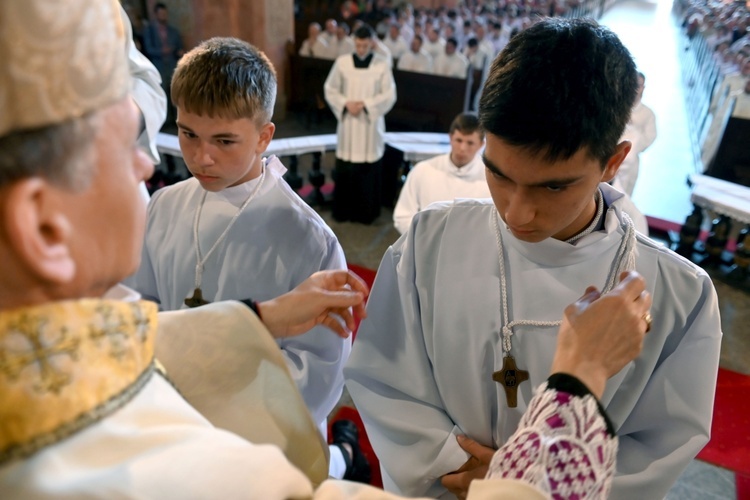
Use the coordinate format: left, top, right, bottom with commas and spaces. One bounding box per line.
184, 165, 267, 307
491, 189, 636, 407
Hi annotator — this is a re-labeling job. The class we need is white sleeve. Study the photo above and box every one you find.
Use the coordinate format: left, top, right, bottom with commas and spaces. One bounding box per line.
392, 165, 423, 234
324, 60, 347, 120
128, 189, 164, 305
278, 236, 351, 429
345, 223, 469, 498
362, 65, 397, 120
609, 272, 721, 499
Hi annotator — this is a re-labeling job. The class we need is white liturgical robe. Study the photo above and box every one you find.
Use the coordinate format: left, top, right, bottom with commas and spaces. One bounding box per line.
132, 156, 349, 435
393, 153, 490, 234
324, 53, 397, 163
383, 35, 409, 60
613, 101, 656, 196
433, 51, 469, 79
423, 38, 446, 61
346, 183, 721, 499
397, 49, 433, 74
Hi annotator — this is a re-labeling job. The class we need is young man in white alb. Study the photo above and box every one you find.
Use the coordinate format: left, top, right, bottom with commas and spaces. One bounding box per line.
393, 112, 488, 234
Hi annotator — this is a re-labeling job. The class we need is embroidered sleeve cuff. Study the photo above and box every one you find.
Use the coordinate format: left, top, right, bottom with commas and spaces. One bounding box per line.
547, 373, 615, 437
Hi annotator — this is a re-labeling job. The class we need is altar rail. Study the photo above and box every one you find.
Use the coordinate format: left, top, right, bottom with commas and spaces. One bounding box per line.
156, 131, 450, 206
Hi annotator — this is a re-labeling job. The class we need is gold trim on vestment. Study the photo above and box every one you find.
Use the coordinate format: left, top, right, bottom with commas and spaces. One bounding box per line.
0, 299, 158, 465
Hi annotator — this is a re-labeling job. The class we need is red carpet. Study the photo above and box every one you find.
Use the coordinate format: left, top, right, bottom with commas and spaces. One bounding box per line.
346, 263, 377, 340
332, 264, 382, 487
696, 367, 750, 500
738, 473, 750, 500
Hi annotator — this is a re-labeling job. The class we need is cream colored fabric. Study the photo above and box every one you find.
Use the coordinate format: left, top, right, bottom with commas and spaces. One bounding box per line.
467, 479, 549, 500
0, 0, 129, 136
314, 478, 547, 499
155, 301, 329, 486
314, 480, 434, 499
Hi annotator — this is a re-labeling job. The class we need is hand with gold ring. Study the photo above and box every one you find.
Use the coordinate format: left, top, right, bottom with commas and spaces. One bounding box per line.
642, 312, 652, 333
551, 270, 652, 399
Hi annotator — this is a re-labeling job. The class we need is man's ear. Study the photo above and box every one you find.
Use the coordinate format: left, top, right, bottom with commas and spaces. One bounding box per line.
602, 141, 632, 183
2, 179, 76, 285
256, 122, 276, 154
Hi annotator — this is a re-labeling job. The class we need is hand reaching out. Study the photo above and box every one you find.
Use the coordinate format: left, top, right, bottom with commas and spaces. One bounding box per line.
257, 269, 369, 338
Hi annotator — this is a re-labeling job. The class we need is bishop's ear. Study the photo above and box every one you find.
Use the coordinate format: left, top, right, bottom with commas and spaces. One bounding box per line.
601, 141, 632, 183
2, 178, 76, 284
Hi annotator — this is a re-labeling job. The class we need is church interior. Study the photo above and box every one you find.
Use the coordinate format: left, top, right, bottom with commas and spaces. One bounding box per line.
110, 0, 750, 497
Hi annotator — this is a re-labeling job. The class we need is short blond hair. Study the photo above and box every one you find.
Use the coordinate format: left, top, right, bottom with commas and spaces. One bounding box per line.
171, 37, 277, 124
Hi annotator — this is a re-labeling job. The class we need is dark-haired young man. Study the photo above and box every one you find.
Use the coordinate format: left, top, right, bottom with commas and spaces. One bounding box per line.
346, 17, 721, 500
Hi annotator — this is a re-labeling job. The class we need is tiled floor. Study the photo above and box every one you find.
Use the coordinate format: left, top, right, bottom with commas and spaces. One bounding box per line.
270, 1, 749, 496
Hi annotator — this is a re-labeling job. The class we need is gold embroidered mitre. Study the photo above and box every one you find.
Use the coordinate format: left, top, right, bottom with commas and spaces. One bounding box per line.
0, 0, 129, 137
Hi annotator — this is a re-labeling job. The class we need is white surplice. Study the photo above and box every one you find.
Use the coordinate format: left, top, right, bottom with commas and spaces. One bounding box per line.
345, 183, 721, 499
393, 153, 490, 234
613, 101, 656, 196
433, 52, 469, 79
324, 53, 397, 163
396, 49, 433, 74
132, 156, 349, 435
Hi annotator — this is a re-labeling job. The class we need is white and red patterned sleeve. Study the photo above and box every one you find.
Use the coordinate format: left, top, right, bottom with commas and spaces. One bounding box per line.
485, 374, 618, 499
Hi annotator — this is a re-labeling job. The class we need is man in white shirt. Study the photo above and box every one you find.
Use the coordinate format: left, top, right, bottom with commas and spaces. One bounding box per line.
489, 22, 509, 56
612, 71, 656, 196
423, 24, 446, 61
434, 37, 469, 79
299, 22, 330, 59
324, 25, 397, 224
331, 22, 356, 58
465, 37, 491, 75
396, 34, 433, 74
323, 18, 338, 46
394, 112, 489, 233
383, 23, 409, 61
473, 22, 497, 60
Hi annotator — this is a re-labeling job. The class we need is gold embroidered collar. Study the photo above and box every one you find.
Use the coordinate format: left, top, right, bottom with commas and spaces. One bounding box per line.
0, 299, 158, 464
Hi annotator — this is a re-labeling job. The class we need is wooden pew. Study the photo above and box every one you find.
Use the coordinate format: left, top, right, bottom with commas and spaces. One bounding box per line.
288, 54, 470, 133
387, 69, 470, 132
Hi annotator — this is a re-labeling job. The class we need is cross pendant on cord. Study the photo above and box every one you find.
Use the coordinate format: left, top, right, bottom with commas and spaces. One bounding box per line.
492, 355, 529, 408
184, 287, 210, 308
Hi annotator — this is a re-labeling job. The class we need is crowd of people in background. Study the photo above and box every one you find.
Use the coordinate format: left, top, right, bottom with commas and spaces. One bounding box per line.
679, 0, 749, 76
676, 0, 750, 170
297, 0, 588, 84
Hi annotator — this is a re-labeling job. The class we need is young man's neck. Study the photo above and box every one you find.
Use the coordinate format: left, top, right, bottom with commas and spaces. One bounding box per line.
225, 159, 264, 190
555, 192, 600, 241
